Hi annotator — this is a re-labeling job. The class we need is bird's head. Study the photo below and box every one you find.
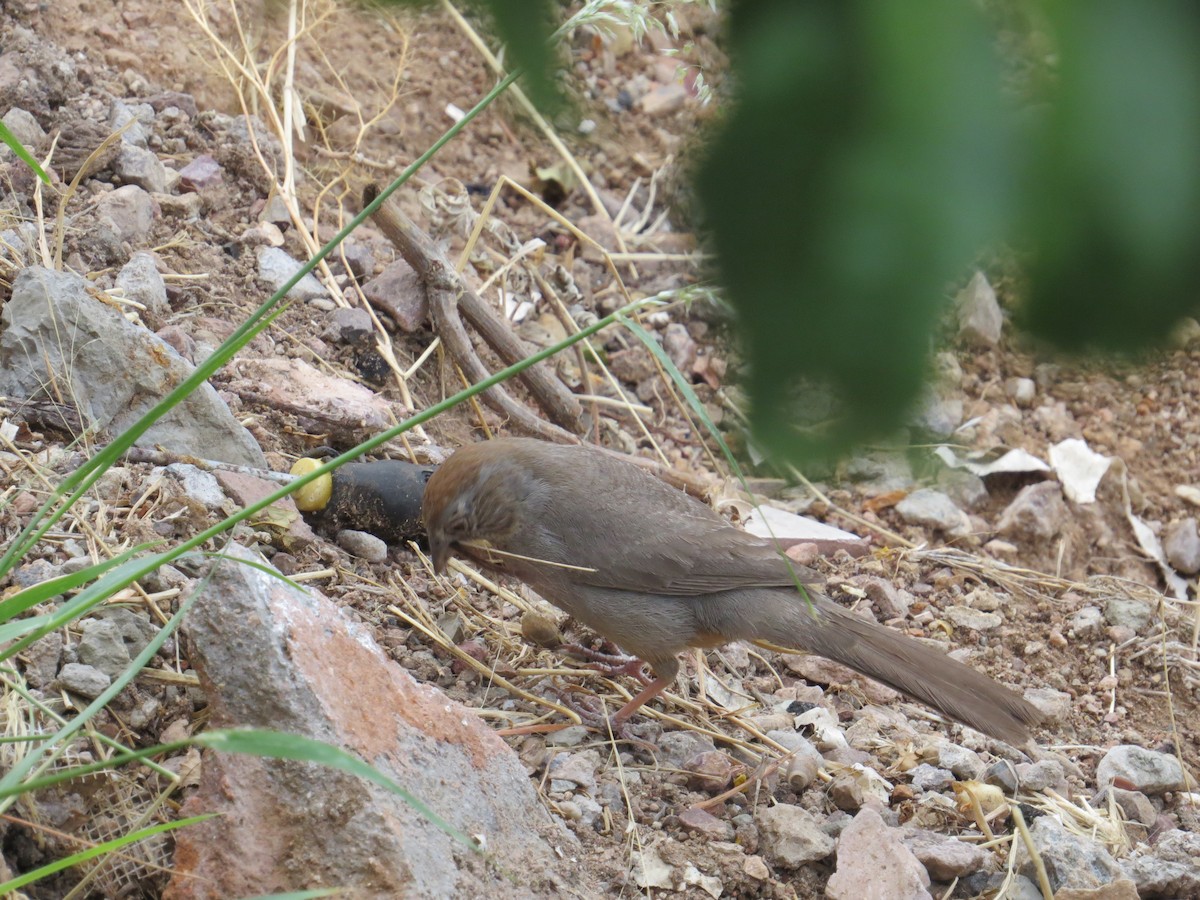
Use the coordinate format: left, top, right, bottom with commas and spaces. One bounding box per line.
421, 444, 524, 573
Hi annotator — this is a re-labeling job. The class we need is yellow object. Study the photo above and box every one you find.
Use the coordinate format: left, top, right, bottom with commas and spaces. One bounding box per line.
289, 458, 333, 511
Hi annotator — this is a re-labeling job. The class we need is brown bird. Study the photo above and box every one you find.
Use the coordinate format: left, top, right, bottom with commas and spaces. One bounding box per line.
422, 438, 1041, 744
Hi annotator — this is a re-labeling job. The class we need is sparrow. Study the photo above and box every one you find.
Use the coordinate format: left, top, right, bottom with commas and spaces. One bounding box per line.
422, 438, 1041, 743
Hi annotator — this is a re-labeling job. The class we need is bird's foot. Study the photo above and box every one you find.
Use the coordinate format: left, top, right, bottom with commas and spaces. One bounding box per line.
560, 643, 654, 686
550, 685, 659, 750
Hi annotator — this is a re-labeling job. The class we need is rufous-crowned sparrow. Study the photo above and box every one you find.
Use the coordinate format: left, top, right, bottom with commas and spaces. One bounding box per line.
423, 438, 1040, 743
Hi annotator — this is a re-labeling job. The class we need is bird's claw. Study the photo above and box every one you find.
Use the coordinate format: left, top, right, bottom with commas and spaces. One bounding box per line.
560, 643, 654, 686
549, 684, 658, 749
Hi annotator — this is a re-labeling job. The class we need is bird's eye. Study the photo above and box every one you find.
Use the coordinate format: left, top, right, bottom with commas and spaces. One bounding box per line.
444, 502, 472, 538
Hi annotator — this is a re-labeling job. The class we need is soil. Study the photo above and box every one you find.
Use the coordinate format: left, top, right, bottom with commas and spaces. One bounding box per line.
2, 2, 1197, 898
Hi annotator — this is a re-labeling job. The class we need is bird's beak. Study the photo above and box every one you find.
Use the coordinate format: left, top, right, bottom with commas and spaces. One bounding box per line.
430, 535, 451, 573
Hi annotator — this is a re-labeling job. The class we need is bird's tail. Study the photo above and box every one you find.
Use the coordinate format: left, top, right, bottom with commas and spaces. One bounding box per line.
712, 588, 1041, 744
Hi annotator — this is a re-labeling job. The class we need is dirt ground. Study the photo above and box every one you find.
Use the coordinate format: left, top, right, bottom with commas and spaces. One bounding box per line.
5, 1, 1199, 897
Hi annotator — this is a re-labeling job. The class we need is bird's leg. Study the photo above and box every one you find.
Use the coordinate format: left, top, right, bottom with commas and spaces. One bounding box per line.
612, 674, 674, 726
549, 657, 678, 746
560, 643, 655, 686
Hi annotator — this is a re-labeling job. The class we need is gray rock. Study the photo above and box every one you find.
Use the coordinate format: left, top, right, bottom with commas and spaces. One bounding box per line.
1094, 787, 1157, 827
855, 576, 911, 620
12, 558, 59, 588
945, 606, 1003, 632
110, 99, 152, 147
1120, 829, 1200, 897
177, 154, 223, 191
1015, 759, 1068, 794
323, 307, 373, 346
1016, 814, 1123, 891
663, 323, 697, 373
339, 240, 375, 279
57, 662, 112, 698
0, 267, 266, 467
335, 529, 388, 562
755, 804, 835, 868
22, 632, 63, 688
361, 259, 428, 332
902, 828, 991, 881
1069, 606, 1104, 639
1, 107, 45, 152
936, 467, 989, 511
827, 808, 931, 899
117, 251, 168, 318
113, 143, 168, 193
845, 452, 914, 494
77, 618, 132, 679
955, 271, 1003, 348
1095, 745, 1187, 795
656, 730, 717, 769
985, 760, 1019, 794
935, 742, 986, 780
547, 750, 600, 794
0, 223, 38, 265
895, 489, 971, 538
96, 185, 156, 243
169, 544, 574, 898
257, 247, 329, 302
545, 725, 589, 748
1006, 376, 1037, 408
912, 390, 963, 439
1164, 518, 1200, 574
979, 874, 1043, 900
996, 481, 1067, 541
95, 607, 158, 659
164, 463, 226, 508
1023, 687, 1073, 720
910, 764, 954, 793
1103, 597, 1153, 634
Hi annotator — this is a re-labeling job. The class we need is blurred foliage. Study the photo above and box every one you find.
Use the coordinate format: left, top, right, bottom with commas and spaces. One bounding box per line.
695, 0, 1200, 460
695, 0, 1012, 458
377, 0, 1200, 460
1018, 1, 1200, 348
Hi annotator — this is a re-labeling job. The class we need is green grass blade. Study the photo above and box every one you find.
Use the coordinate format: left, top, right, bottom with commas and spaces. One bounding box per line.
0, 120, 49, 182
0, 543, 158, 624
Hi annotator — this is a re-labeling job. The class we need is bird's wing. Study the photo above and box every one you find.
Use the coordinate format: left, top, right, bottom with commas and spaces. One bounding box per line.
526, 443, 817, 596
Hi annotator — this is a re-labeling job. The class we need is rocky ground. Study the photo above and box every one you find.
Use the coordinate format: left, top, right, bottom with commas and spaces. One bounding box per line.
0, 2, 1197, 898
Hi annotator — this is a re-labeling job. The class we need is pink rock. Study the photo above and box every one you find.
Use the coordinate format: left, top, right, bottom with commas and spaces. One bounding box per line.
177, 154, 223, 191
826, 808, 931, 900
165, 545, 573, 899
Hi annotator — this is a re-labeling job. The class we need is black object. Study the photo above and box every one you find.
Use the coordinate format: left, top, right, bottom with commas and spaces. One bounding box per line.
309, 460, 436, 544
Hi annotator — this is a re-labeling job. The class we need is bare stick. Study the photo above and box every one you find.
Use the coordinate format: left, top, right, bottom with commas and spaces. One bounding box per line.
364, 185, 583, 439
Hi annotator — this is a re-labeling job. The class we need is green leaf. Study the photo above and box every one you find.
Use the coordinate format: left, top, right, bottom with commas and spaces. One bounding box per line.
696, 0, 1012, 460
1019, 0, 1200, 348
0, 120, 49, 183
477, 0, 562, 111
